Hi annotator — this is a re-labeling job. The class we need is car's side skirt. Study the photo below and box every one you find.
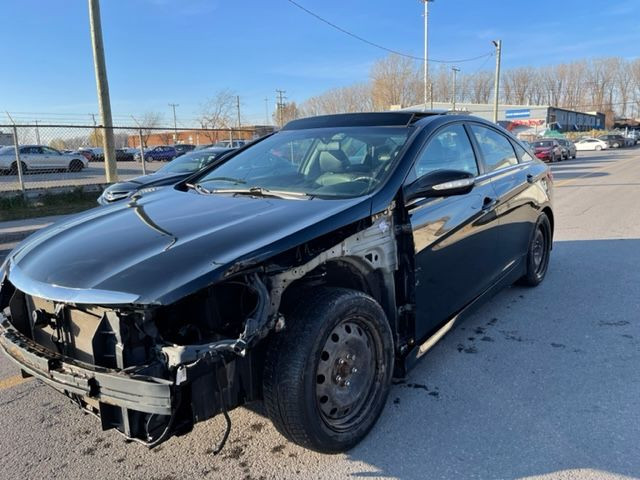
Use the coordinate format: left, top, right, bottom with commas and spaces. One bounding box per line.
400, 255, 526, 376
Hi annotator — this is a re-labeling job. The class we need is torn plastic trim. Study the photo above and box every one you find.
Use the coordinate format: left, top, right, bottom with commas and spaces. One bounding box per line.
161, 273, 270, 368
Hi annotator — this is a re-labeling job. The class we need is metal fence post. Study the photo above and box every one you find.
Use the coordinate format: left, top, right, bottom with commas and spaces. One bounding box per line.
138, 128, 147, 176
229, 128, 233, 146
11, 125, 25, 193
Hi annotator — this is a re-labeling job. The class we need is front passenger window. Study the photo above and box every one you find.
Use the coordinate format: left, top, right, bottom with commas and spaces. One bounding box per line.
413, 124, 478, 179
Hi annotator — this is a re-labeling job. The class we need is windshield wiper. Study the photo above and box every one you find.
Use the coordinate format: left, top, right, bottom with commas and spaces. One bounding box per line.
203, 176, 246, 185
209, 186, 310, 200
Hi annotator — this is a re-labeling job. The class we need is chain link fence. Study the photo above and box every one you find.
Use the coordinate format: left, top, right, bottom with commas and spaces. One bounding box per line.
0, 124, 270, 194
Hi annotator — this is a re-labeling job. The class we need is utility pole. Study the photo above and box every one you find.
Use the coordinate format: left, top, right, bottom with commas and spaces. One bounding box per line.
168, 103, 179, 143
451, 66, 460, 111
236, 96, 241, 128
34, 120, 41, 144
492, 40, 502, 124
422, 0, 434, 111
88, 0, 117, 182
276, 89, 287, 127
264, 97, 269, 125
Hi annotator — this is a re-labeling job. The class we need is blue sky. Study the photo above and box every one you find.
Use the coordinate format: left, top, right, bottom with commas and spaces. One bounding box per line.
0, 0, 638, 126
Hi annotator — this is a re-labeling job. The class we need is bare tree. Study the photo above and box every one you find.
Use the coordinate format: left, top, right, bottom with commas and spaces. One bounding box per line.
139, 111, 163, 147
467, 71, 493, 104
300, 83, 372, 116
273, 101, 300, 126
200, 89, 236, 129
370, 54, 420, 110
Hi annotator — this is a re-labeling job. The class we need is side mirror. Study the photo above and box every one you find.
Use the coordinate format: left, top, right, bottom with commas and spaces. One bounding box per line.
404, 169, 475, 202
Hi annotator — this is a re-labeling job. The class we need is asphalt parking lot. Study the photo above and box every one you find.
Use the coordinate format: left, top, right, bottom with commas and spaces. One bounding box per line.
0, 161, 162, 191
0, 147, 639, 480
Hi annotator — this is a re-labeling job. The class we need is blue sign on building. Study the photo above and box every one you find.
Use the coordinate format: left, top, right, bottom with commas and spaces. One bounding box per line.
505, 109, 531, 119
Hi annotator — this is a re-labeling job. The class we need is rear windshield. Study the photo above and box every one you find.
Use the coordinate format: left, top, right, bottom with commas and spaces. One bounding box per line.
532, 141, 554, 147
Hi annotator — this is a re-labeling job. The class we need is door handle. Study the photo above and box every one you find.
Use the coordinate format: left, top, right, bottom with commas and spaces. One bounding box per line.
482, 196, 497, 210
526, 174, 535, 184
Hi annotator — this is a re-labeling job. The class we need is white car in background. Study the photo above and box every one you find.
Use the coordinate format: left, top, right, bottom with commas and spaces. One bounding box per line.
0, 145, 88, 174
574, 138, 609, 151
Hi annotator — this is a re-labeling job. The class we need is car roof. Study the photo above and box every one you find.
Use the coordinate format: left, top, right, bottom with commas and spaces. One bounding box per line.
282, 111, 448, 130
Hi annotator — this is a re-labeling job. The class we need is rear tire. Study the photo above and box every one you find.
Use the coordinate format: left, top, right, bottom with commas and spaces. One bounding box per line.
69, 159, 84, 172
518, 213, 552, 287
263, 288, 394, 453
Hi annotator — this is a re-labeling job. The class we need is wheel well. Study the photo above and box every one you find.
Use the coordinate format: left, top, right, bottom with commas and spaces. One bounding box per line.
279, 259, 391, 320
542, 206, 554, 236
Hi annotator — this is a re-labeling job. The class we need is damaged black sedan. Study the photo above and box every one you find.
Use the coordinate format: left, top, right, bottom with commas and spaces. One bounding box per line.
0, 112, 553, 453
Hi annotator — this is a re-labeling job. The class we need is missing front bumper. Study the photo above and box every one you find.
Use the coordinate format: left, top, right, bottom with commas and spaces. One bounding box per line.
0, 316, 174, 416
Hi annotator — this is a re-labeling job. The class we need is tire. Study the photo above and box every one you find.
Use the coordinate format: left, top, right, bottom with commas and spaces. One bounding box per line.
613, 143, 619, 149
69, 159, 84, 172
518, 213, 552, 287
595, 145, 602, 151
9, 161, 27, 175
263, 287, 394, 453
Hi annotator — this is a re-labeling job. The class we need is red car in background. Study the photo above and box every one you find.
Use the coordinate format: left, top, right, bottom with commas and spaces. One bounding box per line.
531, 139, 563, 163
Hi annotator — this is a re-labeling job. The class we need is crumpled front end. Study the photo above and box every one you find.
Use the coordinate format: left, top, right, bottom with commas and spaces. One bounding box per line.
0, 264, 268, 447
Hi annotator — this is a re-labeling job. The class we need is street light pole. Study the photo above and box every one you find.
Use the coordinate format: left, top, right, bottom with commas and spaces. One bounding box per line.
492, 40, 502, 124
422, 0, 434, 111
169, 103, 179, 143
88, 0, 117, 182
451, 66, 460, 111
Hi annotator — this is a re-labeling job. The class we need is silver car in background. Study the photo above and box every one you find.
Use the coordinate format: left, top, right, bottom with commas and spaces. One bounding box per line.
0, 145, 88, 174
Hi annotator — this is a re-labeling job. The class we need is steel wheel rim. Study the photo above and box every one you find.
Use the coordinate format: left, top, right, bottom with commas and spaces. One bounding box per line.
315, 317, 381, 432
532, 227, 548, 276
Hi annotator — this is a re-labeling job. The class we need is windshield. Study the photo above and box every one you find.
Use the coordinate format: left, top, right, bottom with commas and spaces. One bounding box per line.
532, 141, 553, 148
194, 127, 411, 198
157, 149, 227, 174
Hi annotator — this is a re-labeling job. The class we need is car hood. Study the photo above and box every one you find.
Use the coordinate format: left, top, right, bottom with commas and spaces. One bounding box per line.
5, 187, 370, 305
111, 172, 187, 190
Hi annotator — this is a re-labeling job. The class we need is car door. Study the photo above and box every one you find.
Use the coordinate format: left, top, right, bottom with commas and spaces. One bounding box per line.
42, 147, 65, 168
468, 123, 544, 275
407, 122, 501, 341
28, 146, 47, 170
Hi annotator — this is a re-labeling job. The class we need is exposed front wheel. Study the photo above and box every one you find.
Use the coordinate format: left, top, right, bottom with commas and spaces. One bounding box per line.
263, 288, 394, 453
518, 213, 552, 287
9, 161, 27, 175
595, 145, 602, 151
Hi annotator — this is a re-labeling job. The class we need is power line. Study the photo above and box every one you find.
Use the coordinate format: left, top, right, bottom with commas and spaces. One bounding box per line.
285, 0, 492, 64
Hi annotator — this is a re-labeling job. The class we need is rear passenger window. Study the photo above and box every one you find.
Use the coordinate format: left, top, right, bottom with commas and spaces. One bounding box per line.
470, 125, 518, 172
513, 143, 534, 163
413, 124, 478, 178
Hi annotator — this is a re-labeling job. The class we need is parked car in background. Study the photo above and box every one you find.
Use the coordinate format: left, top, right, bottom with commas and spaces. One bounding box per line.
575, 138, 608, 151
99, 147, 234, 204
78, 147, 104, 161
531, 139, 563, 162
597, 134, 626, 148
625, 130, 639, 145
0, 145, 88, 173
173, 144, 196, 156
134, 145, 178, 162
0, 112, 553, 453
556, 138, 577, 160
115, 148, 137, 162
213, 139, 248, 148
